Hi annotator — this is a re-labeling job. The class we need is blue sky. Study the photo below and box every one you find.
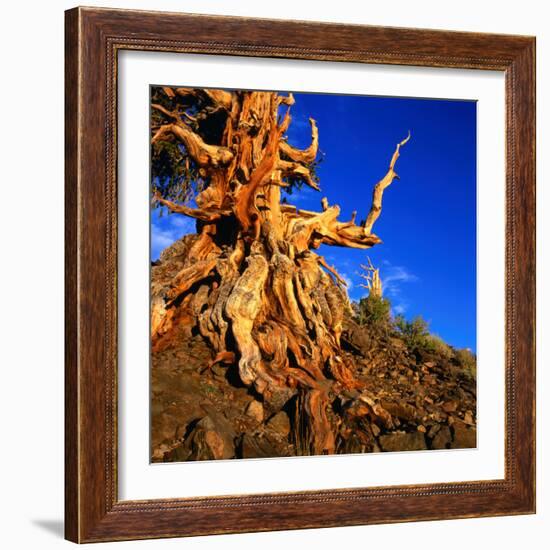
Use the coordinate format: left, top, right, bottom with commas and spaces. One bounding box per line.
151, 91, 477, 351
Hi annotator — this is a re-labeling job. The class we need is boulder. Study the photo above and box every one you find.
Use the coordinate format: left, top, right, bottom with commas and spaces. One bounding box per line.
380, 400, 417, 422
168, 413, 237, 461
379, 432, 427, 452
241, 433, 293, 458
267, 411, 291, 437
245, 400, 264, 423
451, 422, 477, 448
342, 319, 371, 354
442, 400, 458, 413
431, 425, 452, 449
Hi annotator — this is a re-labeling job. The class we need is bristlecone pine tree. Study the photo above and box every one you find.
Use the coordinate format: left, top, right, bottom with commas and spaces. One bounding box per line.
151, 86, 410, 456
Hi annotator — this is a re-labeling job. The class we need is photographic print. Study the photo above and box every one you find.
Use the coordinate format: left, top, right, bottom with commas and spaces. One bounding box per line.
150, 86, 477, 462
65, 10, 536, 540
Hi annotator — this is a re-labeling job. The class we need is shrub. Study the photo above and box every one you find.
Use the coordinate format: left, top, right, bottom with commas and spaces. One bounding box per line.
353, 295, 391, 332
394, 314, 430, 351
454, 348, 477, 378
420, 333, 452, 359
393, 315, 454, 360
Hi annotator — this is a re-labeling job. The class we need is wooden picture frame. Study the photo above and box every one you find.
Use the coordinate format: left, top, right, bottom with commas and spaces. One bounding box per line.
65, 6, 536, 543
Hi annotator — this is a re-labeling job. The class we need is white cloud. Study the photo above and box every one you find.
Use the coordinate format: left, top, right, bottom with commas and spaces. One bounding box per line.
382, 264, 418, 298
168, 215, 196, 232
392, 303, 408, 316
151, 213, 196, 259
341, 272, 354, 290
151, 229, 175, 252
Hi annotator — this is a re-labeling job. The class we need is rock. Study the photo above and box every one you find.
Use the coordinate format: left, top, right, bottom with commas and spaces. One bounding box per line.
380, 400, 417, 422
431, 425, 452, 449
245, 400, 264, 423
358, 392, 375, 406
427, 423, 441, 439
463, 410, 475, 426
342, 319, 371, 354
267, 411, 291, 437
451, 422, 477, 448
211, 363, 227, 378
167, 443, 193, 462
202, 430, 225, 458
417, 425, 427, 433
340, 433, 366, 454
347, 401, 371, 418
442, 400, 458, 413
262, 384, 297, 414
430, 410, 448, 423
389, 337, 407, 351
379, 432, 427, 452
191, 415, 236, 460
241, 433, 292, 458
371, 403, 394, 429
165, 413, 236, 462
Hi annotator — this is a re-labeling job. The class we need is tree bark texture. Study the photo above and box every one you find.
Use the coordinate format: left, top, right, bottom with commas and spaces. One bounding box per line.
151, 88, 409, 455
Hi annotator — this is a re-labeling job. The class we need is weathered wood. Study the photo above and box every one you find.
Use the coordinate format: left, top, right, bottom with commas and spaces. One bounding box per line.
150, 83, 399, 445
359, 257, 383, 297
364, 132, 410, 234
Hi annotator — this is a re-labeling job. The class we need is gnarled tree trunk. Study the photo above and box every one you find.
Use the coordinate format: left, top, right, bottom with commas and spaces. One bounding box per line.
151, 87, 409, 455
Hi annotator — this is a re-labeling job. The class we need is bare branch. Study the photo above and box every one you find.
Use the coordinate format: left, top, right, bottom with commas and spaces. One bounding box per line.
203, 89, 233, 110
278, 93, 295, 106
317, 255, 347, 287
282, 204, 382, 252
151, 102, 179, 120
172, 87, 234, 110
277, 159, 320, 191
279, 118, 319, 164
153, 191, 229, 222
358, 257, 382, 297
364, 132, 411, 235
151, 104, 234, 167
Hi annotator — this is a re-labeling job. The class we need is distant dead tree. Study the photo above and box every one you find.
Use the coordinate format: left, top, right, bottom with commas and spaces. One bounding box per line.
359, 257, 383, 298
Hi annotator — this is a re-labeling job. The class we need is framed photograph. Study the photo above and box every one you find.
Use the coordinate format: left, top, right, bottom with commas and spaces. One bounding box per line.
65, 6, 535, 543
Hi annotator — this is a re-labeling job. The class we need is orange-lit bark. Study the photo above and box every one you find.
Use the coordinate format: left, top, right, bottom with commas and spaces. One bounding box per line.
151, 88, 410, 455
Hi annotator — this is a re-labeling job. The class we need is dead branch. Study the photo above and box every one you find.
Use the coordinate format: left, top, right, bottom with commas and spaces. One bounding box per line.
152, 105, 234, 167
169, 87, 234, 111
279, 118, 319, 164
153, 191, 229, 222
364, 132, 411, 235
282, 203, 382, 251
317, 255, 347, 287
277, 159, 320, 190
359, 257, 382, 297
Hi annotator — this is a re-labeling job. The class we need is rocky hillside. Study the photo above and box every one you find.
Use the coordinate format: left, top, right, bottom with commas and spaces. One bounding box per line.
151, 236, 477, 462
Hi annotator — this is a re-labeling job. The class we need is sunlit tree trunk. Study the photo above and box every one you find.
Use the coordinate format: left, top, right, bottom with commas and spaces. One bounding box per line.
151, 87, 409, 455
